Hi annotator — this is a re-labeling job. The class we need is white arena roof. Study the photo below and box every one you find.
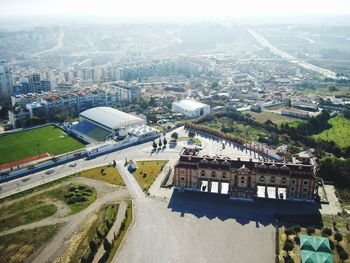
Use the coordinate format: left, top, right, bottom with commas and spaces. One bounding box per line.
80, 107, 144, 130
173, 99, 208, 111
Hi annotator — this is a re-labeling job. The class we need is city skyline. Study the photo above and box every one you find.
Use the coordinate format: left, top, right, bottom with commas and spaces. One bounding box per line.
0, 0, 350, 18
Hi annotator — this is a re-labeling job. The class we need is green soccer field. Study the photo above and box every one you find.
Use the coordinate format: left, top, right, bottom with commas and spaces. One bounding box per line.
0, 125, 85, 165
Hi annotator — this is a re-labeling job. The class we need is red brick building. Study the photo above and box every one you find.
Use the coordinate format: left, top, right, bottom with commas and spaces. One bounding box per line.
173, 148, 316, 201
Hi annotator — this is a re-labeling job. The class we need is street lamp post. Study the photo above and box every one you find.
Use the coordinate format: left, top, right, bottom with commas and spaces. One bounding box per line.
37, 143, 40, 159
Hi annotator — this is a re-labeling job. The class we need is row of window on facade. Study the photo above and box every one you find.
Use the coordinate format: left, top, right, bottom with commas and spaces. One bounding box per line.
179, 169, 310, 186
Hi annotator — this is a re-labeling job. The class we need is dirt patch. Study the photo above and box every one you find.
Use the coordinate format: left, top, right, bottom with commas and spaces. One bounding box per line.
54, 213, 98, 263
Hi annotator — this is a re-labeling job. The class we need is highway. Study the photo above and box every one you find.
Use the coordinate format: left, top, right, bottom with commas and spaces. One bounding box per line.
246, 28, 338, 79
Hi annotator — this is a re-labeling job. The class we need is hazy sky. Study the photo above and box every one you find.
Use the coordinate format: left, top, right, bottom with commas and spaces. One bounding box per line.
0, 0, 349, 18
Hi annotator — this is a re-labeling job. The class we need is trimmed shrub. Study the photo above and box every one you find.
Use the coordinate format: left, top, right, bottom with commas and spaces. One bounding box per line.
334, 232, 343, 243
285, 227, 295, 237
306, 227, 315, 235
322, 227, 333, 237
294, 236, 300, 245
283, 239, 294, 253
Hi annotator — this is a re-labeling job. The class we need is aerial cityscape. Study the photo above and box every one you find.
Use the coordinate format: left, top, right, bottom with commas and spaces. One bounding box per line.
0, 0, 350, 263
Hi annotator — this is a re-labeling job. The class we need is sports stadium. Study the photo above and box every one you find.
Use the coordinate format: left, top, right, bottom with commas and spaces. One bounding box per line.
69, 107, 156, 143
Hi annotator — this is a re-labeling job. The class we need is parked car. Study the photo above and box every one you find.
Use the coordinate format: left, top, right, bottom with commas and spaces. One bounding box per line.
69, 162, 77, 167
45, 169, 55, 175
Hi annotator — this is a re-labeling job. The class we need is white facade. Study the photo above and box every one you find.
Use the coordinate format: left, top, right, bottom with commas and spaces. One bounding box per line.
172, 99, 210, 118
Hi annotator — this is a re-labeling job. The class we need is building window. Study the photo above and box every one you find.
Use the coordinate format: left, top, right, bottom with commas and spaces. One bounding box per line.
303, 180, 309, 185
303, 188, 308, 192
281, 178, 286, 184
180, 177, 185, 181
290, 187, 295, 191
241, 180, 245, 185
260, 176, 264, 183
302, 194, 307, 198
271, 177, 275, 183
180, 169, 185, 175
212, 172, 216, 178
222, 172, 227, 179
201, 171, 205, 176
291, 179, 296, 185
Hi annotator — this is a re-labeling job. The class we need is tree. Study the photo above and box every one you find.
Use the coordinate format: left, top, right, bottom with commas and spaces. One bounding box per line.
188, 131, 195, 138
334, 232, 343, 244
307, 227, 315, 235
149, 97, 157, 107
293, 225, 301, 234
89, 240, 97, 253
322, 227, 333, 237
343, 109, 350, 120
152, 140, 157, 150
139, 97, 148, 109
211, 81, 219, 89
294, 236, 300, 245
283, 240, 294, 254
103, 238, 112, 251
163, 137, 167, 146
328, 85, 338, 92
285, 99, 292, 108
339, 250, 348, 262
285, 227, 295, 237
96, 229, 103, 239
171, 132, 178, 140
158, 138, 162, 147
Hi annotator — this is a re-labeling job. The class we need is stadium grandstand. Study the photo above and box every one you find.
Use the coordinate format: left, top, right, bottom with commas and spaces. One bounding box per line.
71, 120, 111, 142
68, 107, 149, 143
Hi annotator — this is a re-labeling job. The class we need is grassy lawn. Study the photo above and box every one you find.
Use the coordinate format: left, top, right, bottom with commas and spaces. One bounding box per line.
0, 204, 57, 232
0, 183, 96, 230
312, 115, 350, 148
0, 125, 84, 165
79, 165, 125, 186
149, 124, 165, 132
177, 137, 202, 145
297, 86, 350, 96
47, 183, 96, 214
0, 175, 73, 205
246, 111, 301, 126
0, 224, 60, 263
287, 121, 304, 128
133, 160, 167, 191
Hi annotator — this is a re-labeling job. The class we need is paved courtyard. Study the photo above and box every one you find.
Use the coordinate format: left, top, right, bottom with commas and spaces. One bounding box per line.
114, 162, 277, 263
